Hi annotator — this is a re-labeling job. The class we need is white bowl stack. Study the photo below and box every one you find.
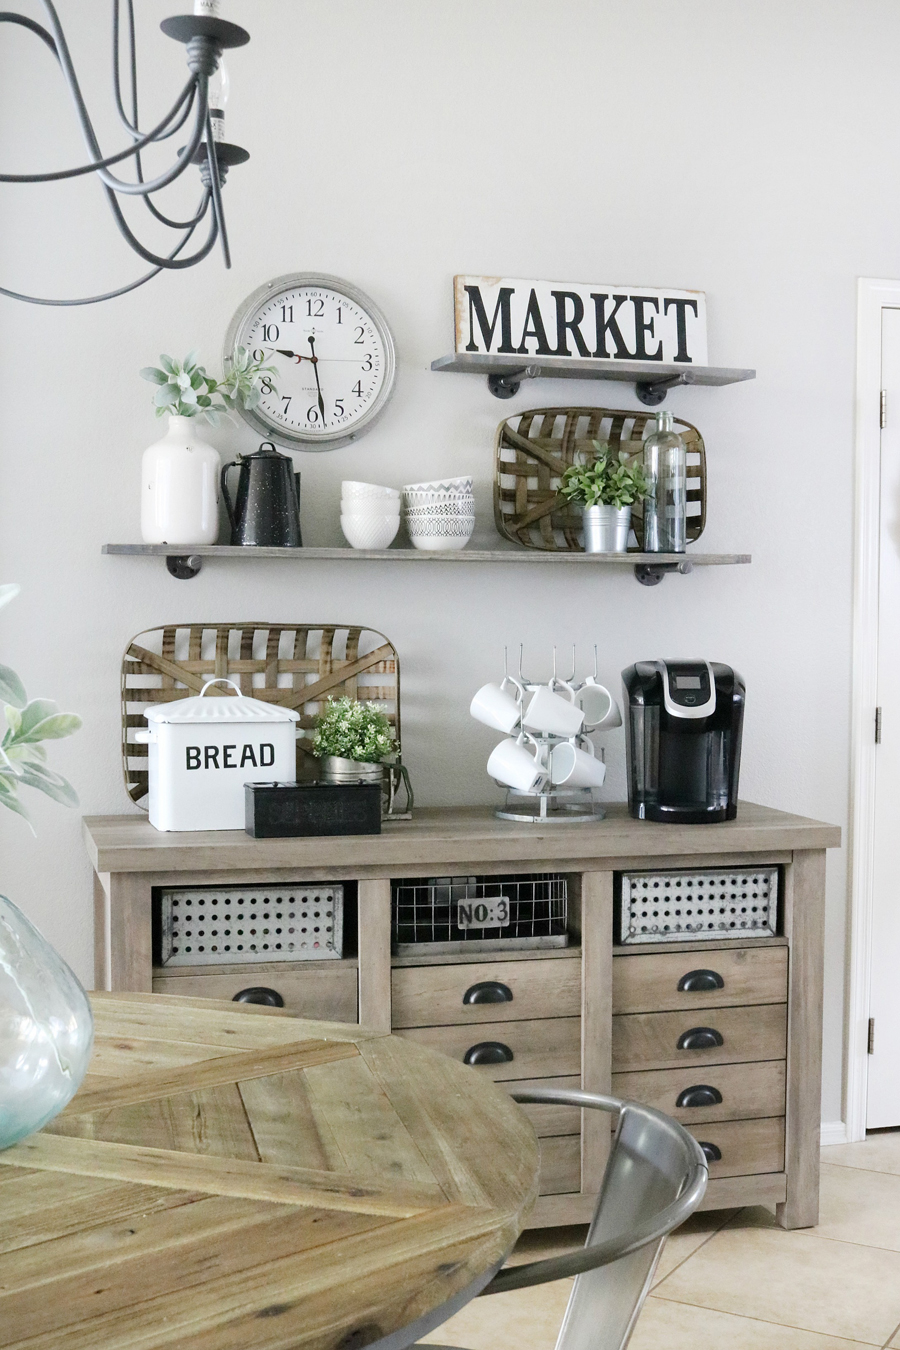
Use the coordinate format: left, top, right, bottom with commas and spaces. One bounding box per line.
340, 482, 401, 550
402, 476, 475, 551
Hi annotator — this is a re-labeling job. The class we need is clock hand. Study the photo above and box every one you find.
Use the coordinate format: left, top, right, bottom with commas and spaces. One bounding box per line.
275, 348, 313, 364
308, 336, 326, 426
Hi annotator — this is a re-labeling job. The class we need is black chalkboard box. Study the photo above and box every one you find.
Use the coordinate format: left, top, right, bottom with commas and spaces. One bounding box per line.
245, 781, 382, 838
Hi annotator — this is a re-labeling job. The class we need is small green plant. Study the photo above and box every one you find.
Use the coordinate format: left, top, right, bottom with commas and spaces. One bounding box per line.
559, 440, 649, 510
313, 697, 397, 764
0, 586, 81, 828
140, 346, 277, 425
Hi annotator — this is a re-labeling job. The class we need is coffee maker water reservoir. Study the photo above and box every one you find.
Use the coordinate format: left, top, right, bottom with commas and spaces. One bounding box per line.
622, 661, 745, 823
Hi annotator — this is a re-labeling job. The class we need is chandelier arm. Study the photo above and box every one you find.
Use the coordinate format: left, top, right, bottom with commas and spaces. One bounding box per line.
203, 109, 231, 269
140, 181, 211, 231
111, 0, 139, 136
94, 80, 208, 194
100, 183, 220, 269
0, 75, 197, 183
0, 190, 210, 306
0, 11, 57, 55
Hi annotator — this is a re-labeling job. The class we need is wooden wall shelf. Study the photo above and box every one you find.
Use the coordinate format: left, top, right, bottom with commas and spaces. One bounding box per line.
431, 352, 756, 404
102, 544, 751, 586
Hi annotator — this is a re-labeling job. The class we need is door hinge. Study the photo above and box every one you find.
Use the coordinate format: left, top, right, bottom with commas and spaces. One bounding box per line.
881, 389, 888, 429
876, 706, 883, 743
868, 1017, 876, 1054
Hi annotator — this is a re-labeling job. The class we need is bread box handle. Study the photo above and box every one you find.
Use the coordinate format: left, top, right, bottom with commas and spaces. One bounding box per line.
199, 678, 242, 697
133, 729, 154, 744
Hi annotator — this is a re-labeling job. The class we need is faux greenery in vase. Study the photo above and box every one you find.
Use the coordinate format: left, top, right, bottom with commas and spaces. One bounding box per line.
559, 440, 649, 554
139, 347, 279, 547
0, 583, 92, 1152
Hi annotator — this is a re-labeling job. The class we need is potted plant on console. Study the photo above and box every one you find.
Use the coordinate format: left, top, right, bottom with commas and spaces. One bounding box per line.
313, 697, 398, 794
560, 441, 648, 553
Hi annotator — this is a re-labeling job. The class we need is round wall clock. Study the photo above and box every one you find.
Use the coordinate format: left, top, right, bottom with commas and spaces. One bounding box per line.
224, 273, 397, 450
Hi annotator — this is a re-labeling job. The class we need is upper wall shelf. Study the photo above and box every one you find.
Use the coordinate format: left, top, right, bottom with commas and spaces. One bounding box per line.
102, 543, 750, 586
431, 352, 756, 405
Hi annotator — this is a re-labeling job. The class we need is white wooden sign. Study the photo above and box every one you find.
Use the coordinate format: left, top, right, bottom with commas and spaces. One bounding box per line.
454, 275, 707, 366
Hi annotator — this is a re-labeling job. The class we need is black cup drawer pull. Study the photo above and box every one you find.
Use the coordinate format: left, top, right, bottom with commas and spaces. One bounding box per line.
698, 1141, 722, 1163
233, 986, 285, 1007
678, 969, 725, 993
676, 1027, 724, 1051
676, 1085, 724, 1109
463, 1041, 514, 1066
463, 981, 514, 1005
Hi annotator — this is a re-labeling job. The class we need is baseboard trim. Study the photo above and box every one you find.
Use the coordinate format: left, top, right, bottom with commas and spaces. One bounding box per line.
820, 1120, 849, 1146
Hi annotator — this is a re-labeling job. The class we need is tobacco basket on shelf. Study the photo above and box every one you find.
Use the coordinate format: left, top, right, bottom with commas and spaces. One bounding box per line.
493, 406, 706, 551
121, 623, 411, 817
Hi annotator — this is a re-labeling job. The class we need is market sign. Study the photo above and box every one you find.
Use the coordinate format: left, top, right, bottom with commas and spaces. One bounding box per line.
454, 275, 707, 366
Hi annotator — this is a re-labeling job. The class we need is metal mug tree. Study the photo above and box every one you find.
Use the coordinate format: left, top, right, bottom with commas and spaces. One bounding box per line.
0, 0, 250, 305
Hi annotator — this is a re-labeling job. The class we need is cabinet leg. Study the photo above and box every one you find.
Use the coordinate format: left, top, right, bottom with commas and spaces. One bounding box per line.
580, 870, 613, 1193
107, 873, 153, 993
776, 849, 827, 1229
358, 879, 391, 1034
93, 872, 110, 990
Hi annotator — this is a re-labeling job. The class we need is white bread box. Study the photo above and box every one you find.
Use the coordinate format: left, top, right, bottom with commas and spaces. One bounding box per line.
136, 679, 299, 832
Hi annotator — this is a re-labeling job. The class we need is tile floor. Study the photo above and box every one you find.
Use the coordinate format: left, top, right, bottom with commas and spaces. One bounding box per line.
420, 1131, 900, 1350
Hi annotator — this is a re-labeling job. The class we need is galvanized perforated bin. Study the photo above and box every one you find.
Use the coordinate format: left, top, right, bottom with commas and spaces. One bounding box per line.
157, 884, 344, 966
617, 867, 779, 945
392, 873, 568, 954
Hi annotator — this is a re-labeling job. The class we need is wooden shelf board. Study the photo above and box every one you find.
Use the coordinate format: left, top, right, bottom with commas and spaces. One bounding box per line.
431, 352, 756, 387
103, 544, 750, 567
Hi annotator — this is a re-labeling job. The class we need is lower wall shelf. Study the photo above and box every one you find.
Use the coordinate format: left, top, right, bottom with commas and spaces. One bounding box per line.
102, 543, 751, 586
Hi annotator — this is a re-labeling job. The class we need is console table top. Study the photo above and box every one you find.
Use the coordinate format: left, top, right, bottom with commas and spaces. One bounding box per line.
83, 802, 841, 876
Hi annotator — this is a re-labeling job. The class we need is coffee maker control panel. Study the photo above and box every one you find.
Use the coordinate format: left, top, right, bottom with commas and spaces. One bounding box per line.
662, 661, 717, 719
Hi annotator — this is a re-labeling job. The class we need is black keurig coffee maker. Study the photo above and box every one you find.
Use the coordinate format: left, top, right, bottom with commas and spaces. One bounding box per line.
622, 661, 745, 823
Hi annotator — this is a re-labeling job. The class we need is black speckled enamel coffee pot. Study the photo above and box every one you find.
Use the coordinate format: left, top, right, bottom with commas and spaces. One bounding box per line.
221, 443, 303, 547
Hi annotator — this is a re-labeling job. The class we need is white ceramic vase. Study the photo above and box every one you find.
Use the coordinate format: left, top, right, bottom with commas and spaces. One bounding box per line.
141, 414, 221, 545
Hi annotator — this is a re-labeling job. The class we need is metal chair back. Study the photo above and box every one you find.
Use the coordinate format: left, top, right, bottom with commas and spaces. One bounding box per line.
445, 1088, 708, 1350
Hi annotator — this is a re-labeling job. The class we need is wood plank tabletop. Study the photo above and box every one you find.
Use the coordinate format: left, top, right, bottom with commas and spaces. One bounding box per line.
0, 993, 540, 1350
82, 802, 841, 875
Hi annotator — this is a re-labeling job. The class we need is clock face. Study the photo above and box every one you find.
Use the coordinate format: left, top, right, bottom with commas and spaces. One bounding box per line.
225, 274, 396, 450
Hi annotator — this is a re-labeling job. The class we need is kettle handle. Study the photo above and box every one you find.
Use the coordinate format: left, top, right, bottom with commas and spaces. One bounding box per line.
220, 460, 239, 538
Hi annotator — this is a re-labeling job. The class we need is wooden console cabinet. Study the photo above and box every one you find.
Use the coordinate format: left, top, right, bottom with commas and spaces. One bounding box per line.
83, 801, 840, 1230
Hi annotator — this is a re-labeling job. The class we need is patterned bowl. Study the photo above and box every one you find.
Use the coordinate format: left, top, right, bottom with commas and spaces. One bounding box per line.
404, 499, 475, 551
342, 481, 400, 501
402, 476, 474, 495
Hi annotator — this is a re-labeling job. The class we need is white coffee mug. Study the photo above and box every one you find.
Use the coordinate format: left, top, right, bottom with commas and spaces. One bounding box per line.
576, 679, 622, 731
550, 737, 607, 789
523, 684, 585, 737
470, 677, 524, 734
487, 732, 547, 792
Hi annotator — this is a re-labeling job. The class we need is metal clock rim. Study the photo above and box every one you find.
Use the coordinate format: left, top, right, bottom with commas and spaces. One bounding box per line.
224, 272, 397, 451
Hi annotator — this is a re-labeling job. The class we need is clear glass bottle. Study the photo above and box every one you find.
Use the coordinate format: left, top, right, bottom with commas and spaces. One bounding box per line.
641, 411, 687, 553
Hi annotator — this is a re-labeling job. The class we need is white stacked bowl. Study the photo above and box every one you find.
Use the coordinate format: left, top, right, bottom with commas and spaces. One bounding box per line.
402, 477, 475, 551
341, 481, 400, 549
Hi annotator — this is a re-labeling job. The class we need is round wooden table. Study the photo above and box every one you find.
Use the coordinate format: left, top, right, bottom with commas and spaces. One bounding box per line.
0, 992, 540, 1350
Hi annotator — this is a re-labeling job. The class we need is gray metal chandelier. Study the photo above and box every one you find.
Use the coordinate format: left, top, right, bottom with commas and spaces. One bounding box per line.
0, 0, 250, 305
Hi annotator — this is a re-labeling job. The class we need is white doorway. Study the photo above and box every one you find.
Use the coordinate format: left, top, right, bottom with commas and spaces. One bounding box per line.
848, 280, 900, 1138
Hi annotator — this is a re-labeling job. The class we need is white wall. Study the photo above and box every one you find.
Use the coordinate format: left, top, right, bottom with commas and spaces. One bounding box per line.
1, 0, 880, 1124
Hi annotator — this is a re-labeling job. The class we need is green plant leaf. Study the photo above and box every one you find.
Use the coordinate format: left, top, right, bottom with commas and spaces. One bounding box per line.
16, 711, 82, 744
140, 367, 168, 385
0, 774, 32, 826
4, 704, 22, 736
159, 354, 177, 374
12, 698, 59, 736
15, 763, 79, 807
0, 665, 26, 708
154, 383, 179, 407
183, 349, 200, 372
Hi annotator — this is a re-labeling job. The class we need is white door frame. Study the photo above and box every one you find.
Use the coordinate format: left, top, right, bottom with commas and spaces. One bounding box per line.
846, 277, 900, 1140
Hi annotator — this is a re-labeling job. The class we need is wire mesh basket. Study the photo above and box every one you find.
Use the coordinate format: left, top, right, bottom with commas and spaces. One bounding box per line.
156, 884, 344, 966
392, 873, 568, 954
617, 867, 779, 945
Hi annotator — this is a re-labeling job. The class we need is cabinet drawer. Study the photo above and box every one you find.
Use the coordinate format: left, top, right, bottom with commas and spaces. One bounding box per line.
152, 963, 358, 1023
391, 957, 580, 1028
539, 1135, 582, 1195
612, 1003, 787, 1073
612, 1060, 786, 1125
687, 1117, 785, 1179
394, 1017, 581, 1082
500, 1076, 582, 1137
613, 946, 788, 1015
